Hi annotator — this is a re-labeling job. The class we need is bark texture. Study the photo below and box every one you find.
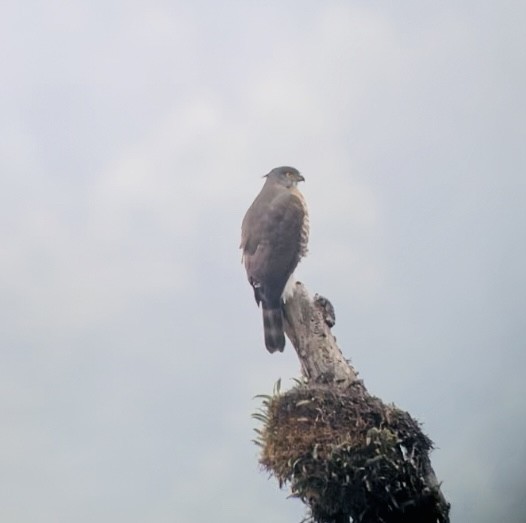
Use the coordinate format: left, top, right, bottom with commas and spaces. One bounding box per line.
255, 281, 450, 523
283, 283, 359, 386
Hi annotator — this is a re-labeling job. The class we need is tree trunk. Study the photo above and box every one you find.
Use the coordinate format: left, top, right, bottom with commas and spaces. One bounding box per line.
255, 281, 450, 523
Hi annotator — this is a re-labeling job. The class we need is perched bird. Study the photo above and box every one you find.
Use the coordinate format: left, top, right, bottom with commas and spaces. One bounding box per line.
240, 166, 309, 353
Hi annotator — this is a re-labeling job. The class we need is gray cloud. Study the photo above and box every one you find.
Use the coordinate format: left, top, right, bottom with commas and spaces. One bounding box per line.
0, 1, 525, 522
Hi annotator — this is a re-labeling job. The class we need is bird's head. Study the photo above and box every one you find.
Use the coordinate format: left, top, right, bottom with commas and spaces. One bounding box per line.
265, 166, 304, 188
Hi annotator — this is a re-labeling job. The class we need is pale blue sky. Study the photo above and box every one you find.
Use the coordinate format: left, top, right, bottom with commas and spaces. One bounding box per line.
1, 1, 525, 522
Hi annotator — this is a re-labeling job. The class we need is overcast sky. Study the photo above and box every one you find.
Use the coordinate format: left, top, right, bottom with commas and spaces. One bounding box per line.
1, 1, 525, 522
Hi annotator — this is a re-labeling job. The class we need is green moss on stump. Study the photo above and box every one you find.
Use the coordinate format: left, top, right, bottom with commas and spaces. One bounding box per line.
255, 383, 449, 523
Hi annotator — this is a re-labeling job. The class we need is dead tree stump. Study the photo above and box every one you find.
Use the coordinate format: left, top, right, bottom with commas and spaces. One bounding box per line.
254, 282, 450, 523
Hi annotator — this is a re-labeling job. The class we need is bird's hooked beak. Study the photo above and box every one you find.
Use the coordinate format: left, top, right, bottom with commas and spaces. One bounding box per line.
297, 173, 305, 182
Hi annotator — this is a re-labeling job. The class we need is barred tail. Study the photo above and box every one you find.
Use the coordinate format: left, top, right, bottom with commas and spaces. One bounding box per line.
262, 306, 285, 353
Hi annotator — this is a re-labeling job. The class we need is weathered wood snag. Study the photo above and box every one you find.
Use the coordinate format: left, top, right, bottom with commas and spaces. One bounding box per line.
254, 282, 450, 523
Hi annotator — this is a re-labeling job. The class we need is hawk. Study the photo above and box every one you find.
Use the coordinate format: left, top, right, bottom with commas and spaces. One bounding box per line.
240, 166, 309, 353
